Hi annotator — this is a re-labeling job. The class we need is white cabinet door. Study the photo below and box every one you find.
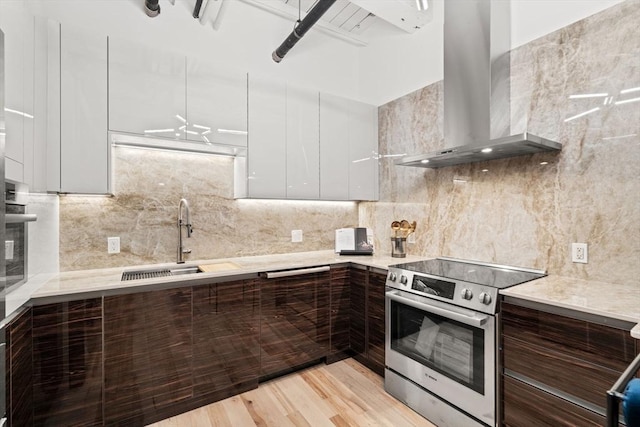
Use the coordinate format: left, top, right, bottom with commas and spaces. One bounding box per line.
319, 93, 350, 200
60, 25, 108, 194
109, 37, 186, 138
32, 18, 61, 193
286, 84, 319, 199
0, 2, 31, 182
186, 58, 247, 147
247, 74, 286, 198
348, 99, 378, 201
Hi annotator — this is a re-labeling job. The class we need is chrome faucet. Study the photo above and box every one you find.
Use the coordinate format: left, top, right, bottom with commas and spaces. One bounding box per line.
177, 198, 193, 264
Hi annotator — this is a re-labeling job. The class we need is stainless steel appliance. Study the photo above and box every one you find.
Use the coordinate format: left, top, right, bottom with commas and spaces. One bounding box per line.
5, 181, 36, 292
385, 257, 545, 427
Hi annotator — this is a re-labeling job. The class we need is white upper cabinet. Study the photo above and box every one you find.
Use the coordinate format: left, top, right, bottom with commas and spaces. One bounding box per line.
186, 59, 247, 148
0, 3, 33, 183
60, 24, 109, 194
108, 37, 186, 138
286, 84, 319, 199
320, 93, 350, 200
247, 74, 287, 199
348, 99, 379, 201
320, 93, 379, 201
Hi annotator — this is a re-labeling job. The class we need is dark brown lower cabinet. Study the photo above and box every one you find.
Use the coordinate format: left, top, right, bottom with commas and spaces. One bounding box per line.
349, 267, 367, 357
502, 375, 604, 427
21, 264, 388, 426
501, 300, 637, 427
260, 269, 330, 379
5, 307, 33, 427
192, 279, 260, 403
32, 299, 103, 426
367, 270, 386, 375
328, 267, 350, 362
350, 266, 386, 376
103, 288, 193, 425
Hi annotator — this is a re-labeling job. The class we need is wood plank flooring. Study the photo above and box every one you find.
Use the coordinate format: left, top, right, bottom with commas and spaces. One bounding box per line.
148, 358, 435, 427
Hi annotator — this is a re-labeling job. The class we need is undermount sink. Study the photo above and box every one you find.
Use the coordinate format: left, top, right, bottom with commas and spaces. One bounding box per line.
121, 265, 202, 281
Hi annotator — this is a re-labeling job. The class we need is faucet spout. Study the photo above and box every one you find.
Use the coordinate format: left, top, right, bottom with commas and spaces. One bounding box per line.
177, 198, 193, 264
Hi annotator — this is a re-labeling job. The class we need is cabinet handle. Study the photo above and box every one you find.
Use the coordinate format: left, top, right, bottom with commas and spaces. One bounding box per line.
263, 266, 330, 279
5, 213, 38, 223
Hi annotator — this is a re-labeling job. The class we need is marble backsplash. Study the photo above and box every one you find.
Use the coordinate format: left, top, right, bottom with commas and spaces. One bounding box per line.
59, 147, 358, 271
360, 0, 640, 284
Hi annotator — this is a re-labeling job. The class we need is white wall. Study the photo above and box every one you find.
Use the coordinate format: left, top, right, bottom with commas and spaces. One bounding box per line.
16, 0, 631, 105
357, 0, 628, 105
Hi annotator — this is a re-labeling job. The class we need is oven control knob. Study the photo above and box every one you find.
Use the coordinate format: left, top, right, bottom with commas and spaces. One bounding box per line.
400, 275, 408, 285
461, 289, 473, 300
388, 272, 397, 282
479, 292, 492, 305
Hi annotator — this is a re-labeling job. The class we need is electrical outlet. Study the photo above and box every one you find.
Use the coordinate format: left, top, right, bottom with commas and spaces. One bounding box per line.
291, 230, 303, 243
571, 243, 588, 263
407, 233, 416, 244
5, 240, 14, 260
108, 237, 120, 254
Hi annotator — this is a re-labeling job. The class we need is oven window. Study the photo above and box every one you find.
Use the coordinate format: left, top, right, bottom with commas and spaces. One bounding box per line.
390, 299, 485, 394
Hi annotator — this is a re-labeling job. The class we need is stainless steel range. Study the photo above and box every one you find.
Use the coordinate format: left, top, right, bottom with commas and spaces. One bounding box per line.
384, 257, 545, 427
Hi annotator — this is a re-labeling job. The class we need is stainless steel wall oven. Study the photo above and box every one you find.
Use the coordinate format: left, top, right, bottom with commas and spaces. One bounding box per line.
4, 181, 36, 293
385, 258, 545, 427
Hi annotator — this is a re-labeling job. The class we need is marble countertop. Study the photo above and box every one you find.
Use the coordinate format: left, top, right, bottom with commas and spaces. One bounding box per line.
30, 250, 427, 302
500, 275, 640, 338
24, 251, 640, 339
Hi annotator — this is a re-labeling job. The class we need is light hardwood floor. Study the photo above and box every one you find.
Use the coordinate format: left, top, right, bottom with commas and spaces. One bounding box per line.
148, 358, 436, 427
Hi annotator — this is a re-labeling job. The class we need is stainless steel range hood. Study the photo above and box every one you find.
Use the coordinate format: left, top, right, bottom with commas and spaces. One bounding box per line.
396, 0, 561, 169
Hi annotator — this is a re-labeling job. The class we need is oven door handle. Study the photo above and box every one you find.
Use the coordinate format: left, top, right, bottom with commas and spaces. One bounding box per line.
386, 291, 489, 327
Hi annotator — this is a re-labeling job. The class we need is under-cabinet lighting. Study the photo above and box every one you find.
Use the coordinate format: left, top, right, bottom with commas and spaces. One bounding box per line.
568, 93, 608, 99
144, 128, 175, 134
420, 159, 429, 164
540, 162, 549, 165
614, 96, 640, 106
620, 87, 640, 94
381, 153, 407, 158
217, 128, 248, 136
481, 148, 493, 153
175, 114, 187, 123
564, 107, 600, 122
4, 107, 34, 119
481, 169, 489, 172
192, 124, 211, 130
453, 178, 467, 183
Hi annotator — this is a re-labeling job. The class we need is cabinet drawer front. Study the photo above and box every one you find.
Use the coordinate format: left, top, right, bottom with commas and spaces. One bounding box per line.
502, 302, 636, 372
502, 375, 604, 427
503, 335, 620, 410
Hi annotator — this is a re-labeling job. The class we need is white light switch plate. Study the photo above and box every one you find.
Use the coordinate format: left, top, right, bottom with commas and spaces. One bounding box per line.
291, 230, 303, 243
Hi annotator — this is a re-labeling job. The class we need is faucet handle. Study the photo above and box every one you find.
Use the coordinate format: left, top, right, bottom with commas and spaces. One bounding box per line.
187, 224, 193, 237
182, 249, 192, 254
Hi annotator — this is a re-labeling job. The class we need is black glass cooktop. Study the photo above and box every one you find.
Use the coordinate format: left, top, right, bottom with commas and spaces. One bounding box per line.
391, 258, 545, 289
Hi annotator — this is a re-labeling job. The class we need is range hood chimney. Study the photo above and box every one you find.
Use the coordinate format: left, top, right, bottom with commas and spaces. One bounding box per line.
396, 0, 561, 169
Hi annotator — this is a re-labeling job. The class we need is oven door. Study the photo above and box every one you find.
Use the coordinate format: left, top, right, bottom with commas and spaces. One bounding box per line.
385, 288, 495, 426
